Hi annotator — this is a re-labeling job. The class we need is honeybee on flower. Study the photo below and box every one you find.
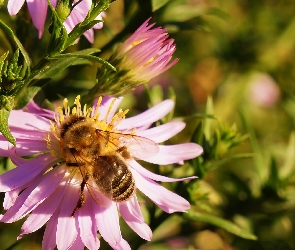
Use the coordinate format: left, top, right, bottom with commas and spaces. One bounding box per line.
0, 96, 202, 249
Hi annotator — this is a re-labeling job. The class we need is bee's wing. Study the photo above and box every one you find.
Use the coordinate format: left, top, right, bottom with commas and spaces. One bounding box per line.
70, 152, 113, 207
96, 130, 159, 159
86, 177, 112, 207
118, 134, 159, 159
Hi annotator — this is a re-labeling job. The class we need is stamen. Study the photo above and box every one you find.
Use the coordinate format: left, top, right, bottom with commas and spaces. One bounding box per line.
93, 96, 102, 119
72, 107, 77, 115
86, 107, 92, 118
58, 107, 64, 122
104, 98, 116, 122
83, 104, 87, 116
63, 98, 69, 116
110, 109, 129, 127
74, 95, 81, 116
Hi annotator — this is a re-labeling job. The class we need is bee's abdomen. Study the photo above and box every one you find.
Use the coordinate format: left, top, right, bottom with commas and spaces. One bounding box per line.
112, 167, 135, 202
101, 155, 135, 202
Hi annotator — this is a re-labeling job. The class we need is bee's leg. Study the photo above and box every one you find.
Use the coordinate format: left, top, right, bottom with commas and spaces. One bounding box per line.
71, 177, 87, 217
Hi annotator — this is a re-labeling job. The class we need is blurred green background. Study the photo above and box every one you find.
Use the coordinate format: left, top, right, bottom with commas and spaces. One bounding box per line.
2, 0, 295, 249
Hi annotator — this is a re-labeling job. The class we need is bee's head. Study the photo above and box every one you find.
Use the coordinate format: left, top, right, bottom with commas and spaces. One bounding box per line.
60, 115, 95, 149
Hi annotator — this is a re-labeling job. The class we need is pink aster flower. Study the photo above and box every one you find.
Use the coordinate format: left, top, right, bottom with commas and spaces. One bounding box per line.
113, 18, 179, 82
0, 96, 202, 249
7, 0, 50, 38
7, 0, 104, 42
63, 0, 105, 43
247, 73, 280, 108
93, 18, 179, 98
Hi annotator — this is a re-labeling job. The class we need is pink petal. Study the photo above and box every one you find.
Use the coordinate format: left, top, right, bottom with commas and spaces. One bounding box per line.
142, 143, 203, 164
0, 136, 49, 157
124, 195, 144, 222
111, 238, 131, 250
27, 0, 48, 38
83, 29, 94, 43
42, 206, 60, 250
77, 192, 100, 250
130, 160, 197, 182
3, 186, 23, 209
1, 175, 43, 223
9, 109, 51, 131
56, 183, 80, 250
136, 121, 186, 143
9, 148, 28, 165
7, 0, 25, 15
94, 202, 122, 246
67, 235, 85, 250
132, 170, 191, 213
118, 100, 174, 130
118, 196, 152, 241
25, 100, 55, 119
10, 139, 48, 156
0, 154, 55, 192
8, 166, 66, 223
19, 174, 69, 238
7, 129, 47, 140
51, 0, 57, 7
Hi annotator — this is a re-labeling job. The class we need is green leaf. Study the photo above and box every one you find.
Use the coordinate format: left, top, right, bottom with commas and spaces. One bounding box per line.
191, 121, 204, 145
0, 96, 15, 145
162, 3, 227, 22
14, 86, 41, 110
36, 49, 100, 81
0, 20, 31, 74
14, 49, 102, 109
148, 85, 164, 106
239, 108, 266, 188
152, 0, 170, 11
0, 51, 9, 63
281, 132, 295, 179
46, 0, 68, 54
186, 210, 257, 240
165, 19, 211, 33
47, 53, 116, 71
208, 153, 254, 171
268, 156, 280, 191
203, 96, 214, 140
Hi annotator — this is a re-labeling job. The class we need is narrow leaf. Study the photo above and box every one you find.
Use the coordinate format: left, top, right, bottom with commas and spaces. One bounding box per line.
204, 96, 214, 140
46, 0, 68, 54
47, 53, 116, 71
208, 153, 254, 171
14, 86, 41, 110
186, 210, 257, 240
152, 0, 170, 11
14, 49, 102, 109
0, 51, 9, 63
268, 156, 280, 191
0, 96, 15, 145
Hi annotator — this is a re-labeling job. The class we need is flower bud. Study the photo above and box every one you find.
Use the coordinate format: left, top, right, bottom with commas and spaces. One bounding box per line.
55, 0, 75, 23
90, 18, 178, 100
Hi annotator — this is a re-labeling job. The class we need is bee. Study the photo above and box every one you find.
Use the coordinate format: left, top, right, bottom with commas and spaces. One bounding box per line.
59, 114, 158, 215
